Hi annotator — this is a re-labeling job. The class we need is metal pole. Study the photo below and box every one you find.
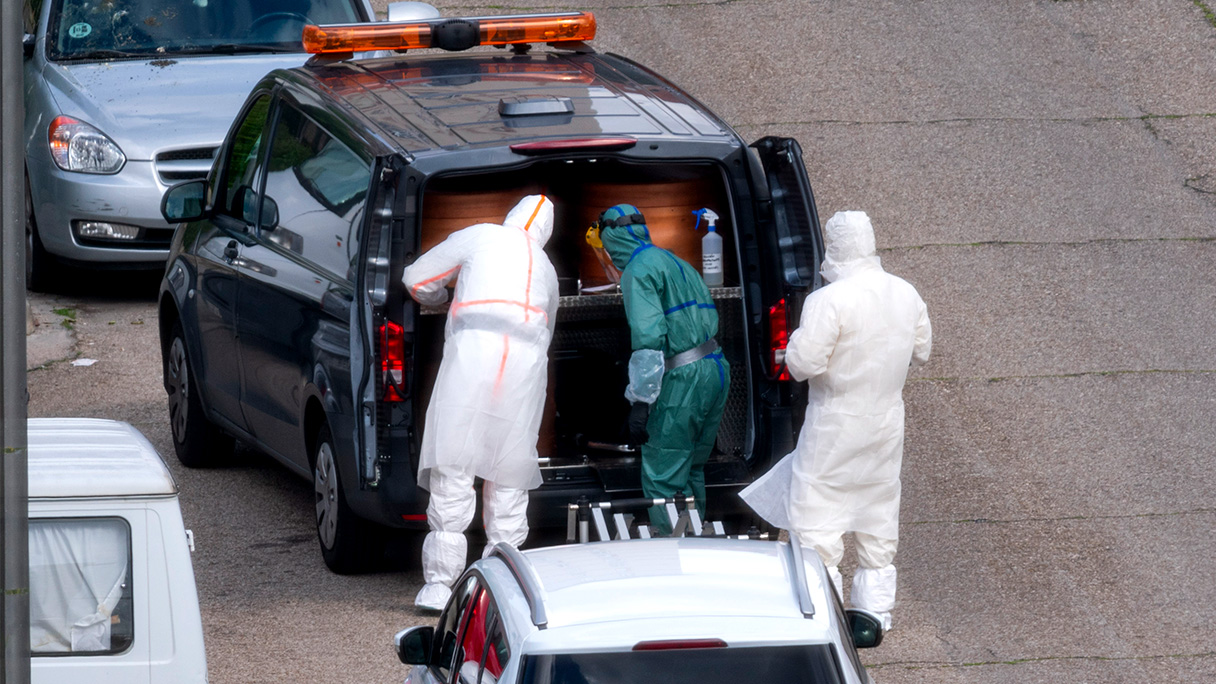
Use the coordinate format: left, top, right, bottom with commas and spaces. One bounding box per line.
1, 0, 31, 678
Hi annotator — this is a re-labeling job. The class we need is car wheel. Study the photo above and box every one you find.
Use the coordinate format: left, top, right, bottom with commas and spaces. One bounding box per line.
25, 174, 57, 293
165, 322, 235, 467
314, 423, 385, 574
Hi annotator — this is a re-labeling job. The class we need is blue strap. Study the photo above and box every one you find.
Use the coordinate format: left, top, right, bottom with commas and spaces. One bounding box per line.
663, 299, 717, 316
664, 299, 696, 315
707, 351, 726, 389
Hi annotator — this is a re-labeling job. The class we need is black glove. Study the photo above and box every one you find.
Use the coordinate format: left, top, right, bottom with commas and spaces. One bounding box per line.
626, 402, 651, 446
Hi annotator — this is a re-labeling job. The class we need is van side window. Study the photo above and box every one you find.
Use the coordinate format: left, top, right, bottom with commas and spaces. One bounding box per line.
29, 517, 134, 655
261, 102, 370, 282
217, 94, 273, 223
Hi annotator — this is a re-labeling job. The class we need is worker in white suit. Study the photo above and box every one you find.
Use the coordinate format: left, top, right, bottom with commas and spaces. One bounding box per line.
402, 195, 559, 611
741, 210, 931, 631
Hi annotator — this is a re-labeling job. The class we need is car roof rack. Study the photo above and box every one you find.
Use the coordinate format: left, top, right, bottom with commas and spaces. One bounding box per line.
785, 538, 816, 619
489, 543, 548, 629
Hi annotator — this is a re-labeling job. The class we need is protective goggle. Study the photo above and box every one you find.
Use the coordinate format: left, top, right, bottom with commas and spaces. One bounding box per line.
585, 211, 646, 248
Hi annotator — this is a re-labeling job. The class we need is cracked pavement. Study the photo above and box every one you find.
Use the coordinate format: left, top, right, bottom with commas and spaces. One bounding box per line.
24, 0, 1216, 682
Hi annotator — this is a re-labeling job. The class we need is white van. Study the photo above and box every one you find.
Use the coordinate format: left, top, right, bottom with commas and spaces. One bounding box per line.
27, 418, 207, 683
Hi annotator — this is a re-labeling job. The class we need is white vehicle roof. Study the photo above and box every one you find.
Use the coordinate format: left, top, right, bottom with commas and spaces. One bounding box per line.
27, 418, 178, 499
511, 538, 836, 650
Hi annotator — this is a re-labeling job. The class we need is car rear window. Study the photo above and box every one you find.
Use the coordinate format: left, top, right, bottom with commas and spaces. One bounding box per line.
521, 644, 844, 684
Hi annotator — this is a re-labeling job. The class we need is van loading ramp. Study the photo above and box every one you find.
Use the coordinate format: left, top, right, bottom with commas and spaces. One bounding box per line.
566, 494, 771, 543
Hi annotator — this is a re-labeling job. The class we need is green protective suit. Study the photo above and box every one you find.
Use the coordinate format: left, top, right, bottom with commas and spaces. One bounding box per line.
599, 205, 730, 534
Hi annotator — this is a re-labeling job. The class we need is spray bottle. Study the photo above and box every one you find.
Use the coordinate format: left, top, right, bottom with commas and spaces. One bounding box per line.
693, 208, 723, 287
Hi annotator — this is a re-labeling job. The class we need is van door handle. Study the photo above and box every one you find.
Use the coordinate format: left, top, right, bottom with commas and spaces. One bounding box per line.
223, 240, 238, 262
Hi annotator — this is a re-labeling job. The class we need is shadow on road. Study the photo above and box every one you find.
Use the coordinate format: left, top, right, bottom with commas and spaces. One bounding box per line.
32, 264, 162, 301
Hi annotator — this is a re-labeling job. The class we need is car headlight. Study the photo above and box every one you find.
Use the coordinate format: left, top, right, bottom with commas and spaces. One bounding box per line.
48, 116, 126, 174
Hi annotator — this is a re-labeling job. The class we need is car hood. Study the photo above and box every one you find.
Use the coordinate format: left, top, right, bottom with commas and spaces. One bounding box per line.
38, 54, 308, 161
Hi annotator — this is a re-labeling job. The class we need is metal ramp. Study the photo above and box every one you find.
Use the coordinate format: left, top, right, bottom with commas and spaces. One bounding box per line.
565, 495, 771, 543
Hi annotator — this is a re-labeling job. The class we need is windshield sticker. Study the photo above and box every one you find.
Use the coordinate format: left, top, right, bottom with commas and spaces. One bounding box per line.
68, 22, 92, 39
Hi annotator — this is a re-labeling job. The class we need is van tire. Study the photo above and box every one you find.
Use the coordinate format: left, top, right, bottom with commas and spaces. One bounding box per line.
165, 322, 235, 467
313, 423, 384, 574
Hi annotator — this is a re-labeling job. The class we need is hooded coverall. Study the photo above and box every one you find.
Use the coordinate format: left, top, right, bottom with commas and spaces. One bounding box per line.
740, 210, 931, 631
402, 195, 559, 611
598, 204, 730, 534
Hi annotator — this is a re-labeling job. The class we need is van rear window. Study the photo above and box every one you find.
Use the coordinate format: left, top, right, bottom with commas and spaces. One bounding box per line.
29, 517, 134, 656
520, 643, 844, 684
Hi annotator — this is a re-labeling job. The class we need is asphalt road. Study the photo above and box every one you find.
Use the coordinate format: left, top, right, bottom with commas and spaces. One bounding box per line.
25, 1, 1216, 682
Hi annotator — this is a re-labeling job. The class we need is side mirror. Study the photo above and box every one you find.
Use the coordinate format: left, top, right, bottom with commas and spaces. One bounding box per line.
845, 609, 884, 649
394, 625, 434, 665
23, 33, 35, 58
235, 186, 279, 230
386, 1, 440, 21
259, 195, 279, 230
161, 180, 208, 223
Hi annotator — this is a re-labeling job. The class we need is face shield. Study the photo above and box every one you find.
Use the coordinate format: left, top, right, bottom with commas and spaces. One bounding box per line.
585, 221, 622, 285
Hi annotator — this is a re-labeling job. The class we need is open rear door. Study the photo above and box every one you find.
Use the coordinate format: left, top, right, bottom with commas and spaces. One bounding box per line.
749, 136, 824, 292
352, 156, 408, 487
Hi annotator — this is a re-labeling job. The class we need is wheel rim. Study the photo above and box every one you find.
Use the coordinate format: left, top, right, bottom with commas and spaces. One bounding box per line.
167, 338, 189, 444
314, 442, 339, 550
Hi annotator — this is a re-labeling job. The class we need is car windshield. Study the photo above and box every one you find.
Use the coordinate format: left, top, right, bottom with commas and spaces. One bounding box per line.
520, 644, 845, 684
46, 0, 361, 60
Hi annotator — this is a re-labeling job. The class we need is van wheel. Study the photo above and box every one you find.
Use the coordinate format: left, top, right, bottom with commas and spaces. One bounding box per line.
314, 423, 384, 574
25, 174, 57, 293
165, 322, 235, 467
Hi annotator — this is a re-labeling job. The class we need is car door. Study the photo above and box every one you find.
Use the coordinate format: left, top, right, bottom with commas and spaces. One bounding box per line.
190, 93, 274, 432
233, 97, 372, 470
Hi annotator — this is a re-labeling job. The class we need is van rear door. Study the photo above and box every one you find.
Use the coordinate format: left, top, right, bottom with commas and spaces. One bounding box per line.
750, 136, 824, 293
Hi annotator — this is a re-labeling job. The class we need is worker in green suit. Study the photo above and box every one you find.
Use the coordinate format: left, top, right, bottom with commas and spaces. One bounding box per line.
587, 204, 730, 534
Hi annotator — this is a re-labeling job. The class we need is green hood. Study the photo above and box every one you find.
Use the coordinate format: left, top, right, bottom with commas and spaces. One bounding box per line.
598, 204, 653, 268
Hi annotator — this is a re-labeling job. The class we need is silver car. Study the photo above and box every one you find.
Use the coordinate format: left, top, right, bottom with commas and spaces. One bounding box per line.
394, 538, 884, 684
21, 0, 376, 290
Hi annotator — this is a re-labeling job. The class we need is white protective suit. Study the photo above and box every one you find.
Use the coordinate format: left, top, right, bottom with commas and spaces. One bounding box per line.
402, 195, 559, 611
740, 210, 931, 630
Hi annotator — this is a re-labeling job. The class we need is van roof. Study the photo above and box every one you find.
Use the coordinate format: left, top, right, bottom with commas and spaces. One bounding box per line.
27, 418, 178, 499
290, 51, 736, 156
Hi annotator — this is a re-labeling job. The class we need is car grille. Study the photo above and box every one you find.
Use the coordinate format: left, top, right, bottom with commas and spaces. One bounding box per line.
155, 147, 218, 183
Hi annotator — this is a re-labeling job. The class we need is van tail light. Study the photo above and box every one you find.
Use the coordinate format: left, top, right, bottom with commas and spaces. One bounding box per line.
510, 137, 637, 155
769, 298, 791, 381
380, 320, 406, 402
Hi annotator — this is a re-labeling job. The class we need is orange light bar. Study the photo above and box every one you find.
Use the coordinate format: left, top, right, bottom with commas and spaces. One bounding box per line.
303, 11, 596, 54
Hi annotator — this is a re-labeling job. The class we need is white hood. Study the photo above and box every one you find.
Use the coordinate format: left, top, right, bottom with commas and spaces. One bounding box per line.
502, 194, 554, 246
820, 210, 882, 282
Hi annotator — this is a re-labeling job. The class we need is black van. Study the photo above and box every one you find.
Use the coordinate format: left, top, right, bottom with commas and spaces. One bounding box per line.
158, 11, 823, 573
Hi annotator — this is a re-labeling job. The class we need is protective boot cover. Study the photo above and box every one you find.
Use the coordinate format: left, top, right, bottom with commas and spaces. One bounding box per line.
403, 195, 559, 491
480, 480, 530, 558
852, 565, 897, 631
740, 210, 931, 541
416, 467, 475, 610
598, 204, 730, 533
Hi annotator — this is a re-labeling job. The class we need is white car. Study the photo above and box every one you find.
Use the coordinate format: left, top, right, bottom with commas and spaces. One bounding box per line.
394, 538, 883, 684
27, 418, 207, 684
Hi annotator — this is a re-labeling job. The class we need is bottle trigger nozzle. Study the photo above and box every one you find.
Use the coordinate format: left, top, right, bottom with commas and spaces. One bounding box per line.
692, 208, 720, 232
